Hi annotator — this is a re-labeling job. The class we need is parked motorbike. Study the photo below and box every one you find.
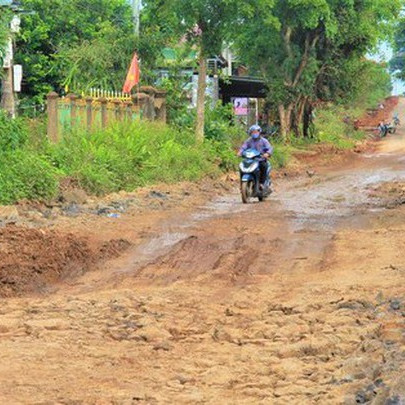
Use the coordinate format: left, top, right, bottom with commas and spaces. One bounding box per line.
388, 122, 397, 134
394, 116, 401, 127
239, 149, 271, 204
378, 122, 395, 138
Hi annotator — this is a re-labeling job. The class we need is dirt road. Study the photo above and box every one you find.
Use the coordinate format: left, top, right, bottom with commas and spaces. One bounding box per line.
1, 104, 405, 404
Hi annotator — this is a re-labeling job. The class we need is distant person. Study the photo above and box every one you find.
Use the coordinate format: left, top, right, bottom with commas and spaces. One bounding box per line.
378, 121, 388, 137
393, 112, 400, 126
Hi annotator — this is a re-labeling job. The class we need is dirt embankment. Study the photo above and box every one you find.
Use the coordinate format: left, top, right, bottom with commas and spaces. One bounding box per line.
0, 226, 131, 297
355, 96, 400, 129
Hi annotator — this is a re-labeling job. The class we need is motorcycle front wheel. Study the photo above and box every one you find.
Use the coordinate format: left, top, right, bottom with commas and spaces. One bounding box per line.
241, 181, 253, 204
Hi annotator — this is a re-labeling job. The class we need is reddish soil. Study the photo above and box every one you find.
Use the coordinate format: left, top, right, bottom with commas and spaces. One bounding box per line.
0, 98, 403, 404
0, 225, 131, 298
355, 96, 400, 130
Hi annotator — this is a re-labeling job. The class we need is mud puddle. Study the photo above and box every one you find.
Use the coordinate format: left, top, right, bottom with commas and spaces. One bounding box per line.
105, 142, 405, 287
276, 165, 405, 232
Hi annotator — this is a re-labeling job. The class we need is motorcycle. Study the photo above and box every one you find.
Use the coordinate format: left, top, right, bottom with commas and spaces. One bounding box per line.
378, 122, 396, 137
388, 122, 397, 135
239, 148, 271, 204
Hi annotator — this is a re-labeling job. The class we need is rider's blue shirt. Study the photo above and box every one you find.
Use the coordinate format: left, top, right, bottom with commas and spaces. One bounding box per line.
239, 137, 274, 157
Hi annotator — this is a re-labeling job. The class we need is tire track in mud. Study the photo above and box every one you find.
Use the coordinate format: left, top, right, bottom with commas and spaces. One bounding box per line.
111, 146, 405, 289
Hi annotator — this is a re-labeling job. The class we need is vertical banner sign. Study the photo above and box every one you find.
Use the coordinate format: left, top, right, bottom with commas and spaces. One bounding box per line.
13, 64, 22, 92
233, 97, 248, 116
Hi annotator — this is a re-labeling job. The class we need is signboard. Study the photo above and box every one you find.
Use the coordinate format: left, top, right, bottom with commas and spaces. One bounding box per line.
233, 97, 248, 116
13, 64, 22, 92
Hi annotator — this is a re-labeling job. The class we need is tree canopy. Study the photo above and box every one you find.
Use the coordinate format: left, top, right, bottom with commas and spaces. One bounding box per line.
15, 0, 134, 103
0, 0, 401, 139
235, 0, 402, 138
0, 8, 11, 62
144, 0, 241, 140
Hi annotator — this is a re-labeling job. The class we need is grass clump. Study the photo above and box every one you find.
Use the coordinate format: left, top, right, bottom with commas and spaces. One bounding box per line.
314, 106, 366, 149
0, 110, 29, 151
50, 121, 227, 195
0, 150, 59, 204
0, 115, 245, 204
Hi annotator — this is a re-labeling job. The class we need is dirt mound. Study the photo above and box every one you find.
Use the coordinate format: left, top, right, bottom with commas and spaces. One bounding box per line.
0, 226, 131, 297
355, 96, 399, 130
99, 238, 132, 259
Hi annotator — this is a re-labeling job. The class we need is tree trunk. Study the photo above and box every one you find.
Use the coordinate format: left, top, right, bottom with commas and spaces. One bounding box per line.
0, 36, 15, 118
278, 103, 293, 140
195, 49, 207, 143
303, 101, 313, 138
1, 67, 15, 118
291, 97, 307, 137
278, 105, 287, 139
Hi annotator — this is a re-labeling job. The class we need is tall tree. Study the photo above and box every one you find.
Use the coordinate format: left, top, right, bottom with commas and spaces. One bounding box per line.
0, 8, 14, 116
391, 17, 405, 82
16, 0, 134, 104
237, 0, 401, 139
0, 9, 11, 55
147, 0, 239, 142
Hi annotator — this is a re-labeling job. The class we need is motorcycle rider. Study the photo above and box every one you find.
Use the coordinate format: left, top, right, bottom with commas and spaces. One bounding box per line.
393, 113, 400, 126
238, 124, 273, 189
378, 120, 389, 137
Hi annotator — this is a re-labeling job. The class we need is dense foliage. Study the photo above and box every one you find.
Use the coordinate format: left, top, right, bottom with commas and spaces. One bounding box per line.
0, 10, 11, 57
0, 116, 245, 204
236, 0, 401, 138
15, 0, 134, 104
391, 17, 405, 84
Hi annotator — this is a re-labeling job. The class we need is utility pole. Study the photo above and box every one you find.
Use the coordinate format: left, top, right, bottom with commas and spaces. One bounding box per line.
1, 42, 15, 117
0, 2, 22, 118
1, 16, 20, 118
130, 0, 141, 36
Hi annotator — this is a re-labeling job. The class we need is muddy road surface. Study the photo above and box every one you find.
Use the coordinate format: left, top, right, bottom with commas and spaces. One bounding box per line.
1, 106, 405, 404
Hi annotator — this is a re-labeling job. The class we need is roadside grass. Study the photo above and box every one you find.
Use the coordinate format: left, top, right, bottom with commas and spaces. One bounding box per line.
287, 105, 367, 151
0, 102, 376, 205
314, 106, 366, 149
0, 118, 244, 204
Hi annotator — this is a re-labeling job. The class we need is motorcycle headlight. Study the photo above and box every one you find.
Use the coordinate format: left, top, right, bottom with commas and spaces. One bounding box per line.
239, 161, 259, 173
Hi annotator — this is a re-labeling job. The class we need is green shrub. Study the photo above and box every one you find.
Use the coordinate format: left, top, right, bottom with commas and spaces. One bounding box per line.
0, 110, 29, 151
0, 150, 59, 204
48, 120, 240, 194
270, 141, 291, 168
315, 107, 366, 149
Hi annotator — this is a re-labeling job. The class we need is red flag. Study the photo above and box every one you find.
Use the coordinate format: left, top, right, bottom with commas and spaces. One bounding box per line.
123, 53, 140, 94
